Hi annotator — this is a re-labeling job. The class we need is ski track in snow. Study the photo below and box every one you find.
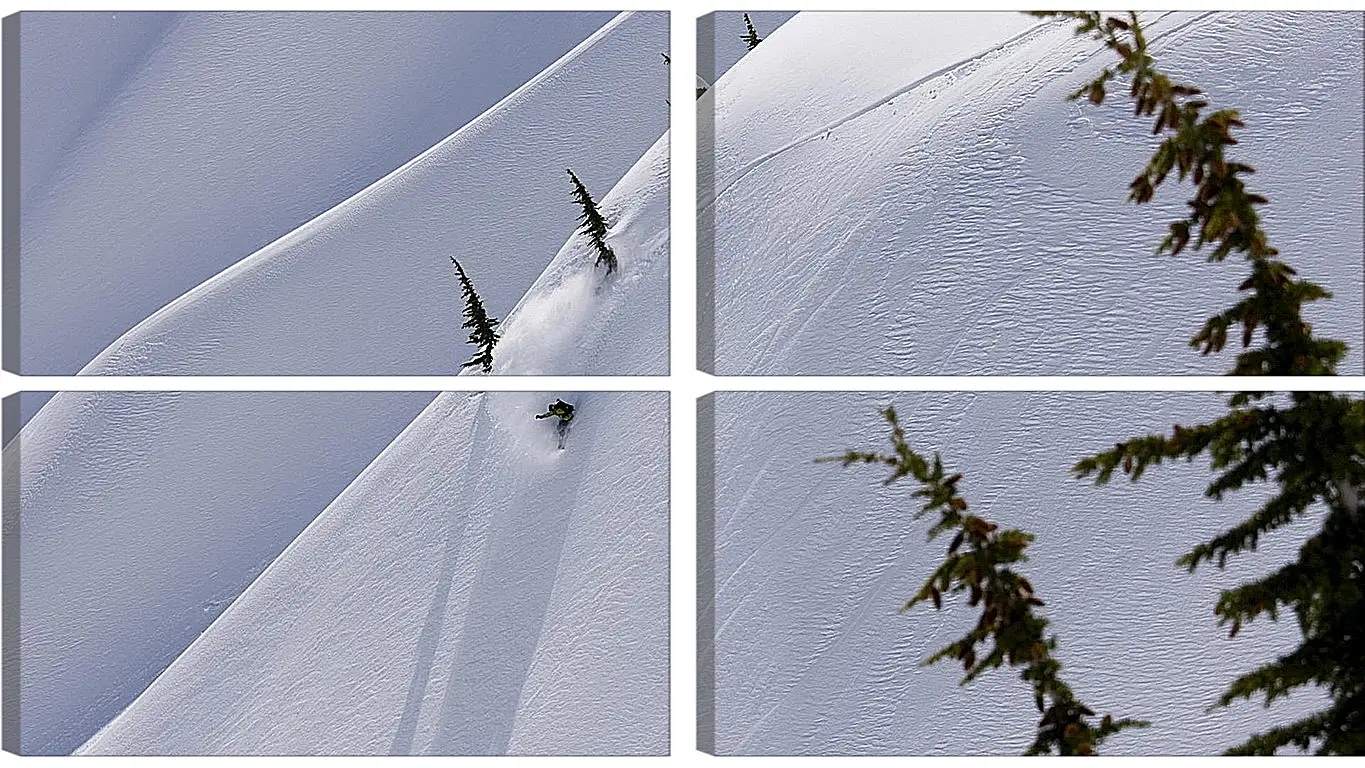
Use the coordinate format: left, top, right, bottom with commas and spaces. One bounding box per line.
704, 11, 1362, 756
709, 11, 1365, 376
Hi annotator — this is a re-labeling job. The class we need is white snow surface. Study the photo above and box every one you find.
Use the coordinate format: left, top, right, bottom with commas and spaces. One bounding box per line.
4, 391, 437, 755
14, 10, 623, 376
10, 126, 666, 752
77, 391, 669, 755
706, 12, 1364, 375
701, 12, 798, 82
77, 10, 667, 377
493, 132, 670, 375
705, 391, 1327, 755
7, 12, 671, 755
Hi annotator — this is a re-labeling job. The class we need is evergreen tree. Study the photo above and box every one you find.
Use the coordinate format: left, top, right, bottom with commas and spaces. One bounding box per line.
1037, 11, 1365, 754
450, 256, 500, 373
821, 407, 1148, 755
567, 168, 618, 274
741, 13, 763, 51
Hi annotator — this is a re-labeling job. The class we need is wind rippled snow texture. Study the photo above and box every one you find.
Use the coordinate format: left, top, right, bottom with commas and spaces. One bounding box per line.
709, 12, 1364, 375
4, 391, 436, 755
706, 391, 1326, 755
7, 11, 672, 755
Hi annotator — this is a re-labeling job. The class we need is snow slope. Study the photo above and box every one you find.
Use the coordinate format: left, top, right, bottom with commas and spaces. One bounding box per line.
3, 391, 436, 755
75, 10, 668, 378
11, 11, 619, 377
703, 391, 1326, 755
705, 12, 1364, 375
77, 390, 669, 755
493, 132, 670, 376
5, 13, 670, 755
8, 97, 671, 755
78, 135, 672, 755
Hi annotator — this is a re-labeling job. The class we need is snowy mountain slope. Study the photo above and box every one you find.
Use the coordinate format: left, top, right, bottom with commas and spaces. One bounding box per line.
11, 11, 619, 377
11, 124, 673, 754
75, 10, 669, 378
2, 391, 437, 755
705, 12, 1364, 375
704, 391, 1325, 755
493, 132, 670, 375
78, 392, 670, 755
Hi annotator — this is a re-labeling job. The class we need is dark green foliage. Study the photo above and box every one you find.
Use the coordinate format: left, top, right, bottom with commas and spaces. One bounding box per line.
820, 407, 1148, 755
741, 13, 763, 51
567, 169, 618, 275
1044, 10, 1365, 755
450, 256, 500, 373
1075, 393, 1365, 756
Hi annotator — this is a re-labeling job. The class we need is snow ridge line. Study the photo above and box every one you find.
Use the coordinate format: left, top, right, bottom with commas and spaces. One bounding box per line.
696, 18, 1055, 214
697, 10, 1210, 216
72, 11, 638, 377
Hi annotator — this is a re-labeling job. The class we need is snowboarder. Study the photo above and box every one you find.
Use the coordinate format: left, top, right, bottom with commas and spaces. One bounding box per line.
535, 399, 575, 449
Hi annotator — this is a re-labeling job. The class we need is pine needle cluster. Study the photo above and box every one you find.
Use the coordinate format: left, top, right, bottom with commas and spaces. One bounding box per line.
450, 256, 500, 373
567, 169, 618, 275
820, 407, 1148, 755
1039, 11, 1365, 754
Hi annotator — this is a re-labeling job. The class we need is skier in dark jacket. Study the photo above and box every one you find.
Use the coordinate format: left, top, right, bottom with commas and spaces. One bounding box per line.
535, 399, 574, 423
535, 399, 575, 448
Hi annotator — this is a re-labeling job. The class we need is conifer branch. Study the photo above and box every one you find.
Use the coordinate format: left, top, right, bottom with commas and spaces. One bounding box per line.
567, 169, 618, 275
821, 407, 1147, 755
1031, 11, 1346, 375
450, 256, 500, 373
741, 13, 763, 51
1053, 11, 1365, 754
